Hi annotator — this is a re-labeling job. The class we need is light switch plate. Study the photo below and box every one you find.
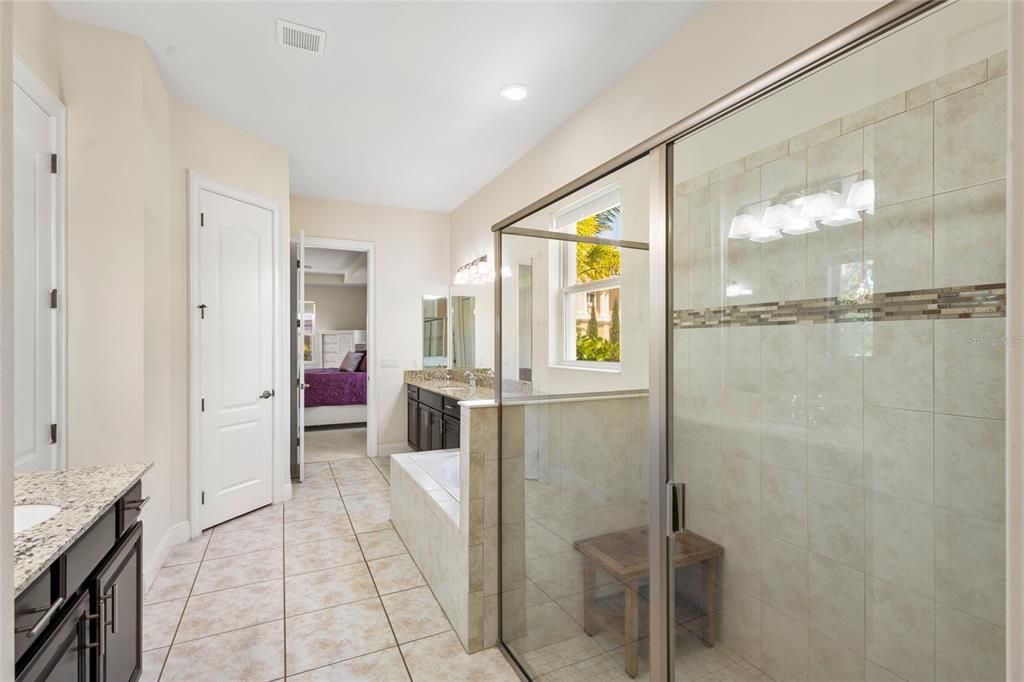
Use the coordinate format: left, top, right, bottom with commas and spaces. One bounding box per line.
380, 358, 399, 369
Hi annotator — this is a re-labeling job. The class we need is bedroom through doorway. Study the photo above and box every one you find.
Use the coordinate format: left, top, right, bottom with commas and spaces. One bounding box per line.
290, 235, 375, 481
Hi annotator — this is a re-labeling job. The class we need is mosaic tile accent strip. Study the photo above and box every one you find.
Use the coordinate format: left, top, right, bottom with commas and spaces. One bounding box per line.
673, 283, 1005, 329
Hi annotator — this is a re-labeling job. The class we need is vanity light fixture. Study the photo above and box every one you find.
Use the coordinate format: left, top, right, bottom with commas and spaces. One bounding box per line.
821, 207, 861, 227
726, 281, 753, 297
761, 203, 791, 230
453, 255, 495, 285
800, 191, 839, 222
728, 213, 759, 239
500, 84, 529, 101
845, 178, 876, 213
749, 225, 783, 243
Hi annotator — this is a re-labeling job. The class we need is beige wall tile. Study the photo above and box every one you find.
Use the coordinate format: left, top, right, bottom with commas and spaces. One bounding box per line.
808, 631, 865, 682
864, 406, 934, 505
722, 390, 761, 463
688, 326, 725, 392
935, 509, 1005, 626
760, 325, 806, 398
722, 517, 762, 598
865, 577, 935, 681
935, 604, 1006, 682
746, 139, 790, 170
761, 395, 807, 473
807, 130, 863, 189
789, 119, 842, 153
761, 235, 807, 302
721, 451, 761, 527
934, 414, 1005, 523
934, 317, 1006, 419
988, 51, 1007, 78
842, 93, 907, 134
724, 326, 761, 394
721, 589, 762, 667
809, 553, 866, 653
686, 183, 716, 252
807, 323, 864, 404
689, 245, 723, 309
934, 77, 1007, 193
907, 59, 987, 108
863, 197, 933, 293
762, 465, 808, 548
725, 237, 761, 305
762, 536, 809, 623
805, 221, 864, 299
933, 180, 1006, 288
867, 492, 935, 599
761, 152, 806, 201
709, 157, 747, 184
864, 321, 934, 412
807, 401, 863, 488
808, 477, 865, 569
761, 605, 808, 681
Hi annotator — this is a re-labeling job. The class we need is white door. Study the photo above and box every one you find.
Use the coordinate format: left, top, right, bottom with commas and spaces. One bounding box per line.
296, 230, 305, 482
13, 84, 57, 474
198, 189, 275, 528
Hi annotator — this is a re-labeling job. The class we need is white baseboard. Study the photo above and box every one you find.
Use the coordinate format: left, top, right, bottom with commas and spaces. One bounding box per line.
143, 521, 190, 592
277, 481, 293, 504
380, 442, 414, 457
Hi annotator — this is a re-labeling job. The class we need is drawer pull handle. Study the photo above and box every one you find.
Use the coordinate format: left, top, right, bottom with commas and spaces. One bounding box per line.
16, 597, 64, 638
125, 496, 150, 511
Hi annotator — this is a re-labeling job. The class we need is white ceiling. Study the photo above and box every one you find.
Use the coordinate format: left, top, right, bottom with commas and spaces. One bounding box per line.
52, 1, 706, 212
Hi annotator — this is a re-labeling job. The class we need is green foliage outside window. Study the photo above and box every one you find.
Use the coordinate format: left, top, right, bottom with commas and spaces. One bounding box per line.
574, 206, 622, 362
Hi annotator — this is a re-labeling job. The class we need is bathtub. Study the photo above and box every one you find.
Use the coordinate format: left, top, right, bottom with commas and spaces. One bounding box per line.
411, 451, 461, 501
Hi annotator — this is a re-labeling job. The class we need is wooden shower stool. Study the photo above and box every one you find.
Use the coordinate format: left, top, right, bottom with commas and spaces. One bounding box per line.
573, 527, 724, 678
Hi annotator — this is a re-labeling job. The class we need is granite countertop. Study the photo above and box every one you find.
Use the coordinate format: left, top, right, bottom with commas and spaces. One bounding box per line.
405, 375, 496, 402
14, 462, 152, 595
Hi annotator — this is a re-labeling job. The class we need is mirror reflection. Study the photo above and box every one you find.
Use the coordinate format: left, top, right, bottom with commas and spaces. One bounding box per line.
422, 295, 448, 367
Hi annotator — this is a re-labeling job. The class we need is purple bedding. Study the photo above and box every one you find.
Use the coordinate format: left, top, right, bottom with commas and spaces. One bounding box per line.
304, 369, 367, 408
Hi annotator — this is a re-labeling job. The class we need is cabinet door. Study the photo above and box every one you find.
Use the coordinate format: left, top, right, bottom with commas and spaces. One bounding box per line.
407, 396, 418, 450
428, 409, 444, 450
92, 523, 142, 682
15, 591, 93, 682
418, 404, 430, 452
443, 416, 460, 450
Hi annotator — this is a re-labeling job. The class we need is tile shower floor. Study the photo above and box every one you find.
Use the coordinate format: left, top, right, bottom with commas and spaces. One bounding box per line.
140, 455, 518, 681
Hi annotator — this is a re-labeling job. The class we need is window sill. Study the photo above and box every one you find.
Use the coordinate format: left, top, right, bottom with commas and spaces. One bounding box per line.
550, 362, 622, 374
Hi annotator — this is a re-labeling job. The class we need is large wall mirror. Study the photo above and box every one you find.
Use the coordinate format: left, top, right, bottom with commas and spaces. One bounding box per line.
422, 295, 448, 367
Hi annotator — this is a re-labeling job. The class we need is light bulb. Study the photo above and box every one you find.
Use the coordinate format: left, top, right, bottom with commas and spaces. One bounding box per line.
821, 207, 861, 227
761, 204, 791, 230
800, 192, 839, 222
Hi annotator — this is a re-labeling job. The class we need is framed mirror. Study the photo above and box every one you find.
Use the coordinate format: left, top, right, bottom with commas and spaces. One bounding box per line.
422, 295, 448, 367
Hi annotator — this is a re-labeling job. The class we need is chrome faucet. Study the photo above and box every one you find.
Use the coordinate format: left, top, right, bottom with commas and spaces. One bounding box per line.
466, 371, 477, 389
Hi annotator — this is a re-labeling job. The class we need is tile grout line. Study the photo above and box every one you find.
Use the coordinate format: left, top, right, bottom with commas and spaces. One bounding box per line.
281, 499, 289, 680
333, 459, 417, 681
154, 531, 212, 680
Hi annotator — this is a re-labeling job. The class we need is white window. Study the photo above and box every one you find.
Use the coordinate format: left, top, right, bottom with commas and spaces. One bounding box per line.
554, 185, 622, 369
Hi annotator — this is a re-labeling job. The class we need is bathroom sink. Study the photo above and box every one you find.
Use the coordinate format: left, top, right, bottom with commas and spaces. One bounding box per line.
14, 504, 62, 533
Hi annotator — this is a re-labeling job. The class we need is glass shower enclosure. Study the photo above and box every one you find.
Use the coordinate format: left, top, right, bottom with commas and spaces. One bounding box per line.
494, 1, 1010, 680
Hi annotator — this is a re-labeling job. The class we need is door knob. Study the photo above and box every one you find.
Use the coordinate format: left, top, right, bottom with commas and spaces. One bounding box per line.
260, 390, 275, 399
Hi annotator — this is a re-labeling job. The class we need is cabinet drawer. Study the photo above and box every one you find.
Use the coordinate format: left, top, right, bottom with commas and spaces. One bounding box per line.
14, 569, 59, 661
419, 389, 443, 411
407, 385, 419, 401
119, 482, 146, 533
64, 508, 116, 596
442, 397, 461, 417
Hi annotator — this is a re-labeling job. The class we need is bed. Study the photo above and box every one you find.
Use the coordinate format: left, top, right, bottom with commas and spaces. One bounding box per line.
304, 368, 368, 426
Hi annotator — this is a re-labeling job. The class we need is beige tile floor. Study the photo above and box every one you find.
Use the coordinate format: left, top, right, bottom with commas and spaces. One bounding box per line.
304, 426, 368, 463
142, 456, 519, 681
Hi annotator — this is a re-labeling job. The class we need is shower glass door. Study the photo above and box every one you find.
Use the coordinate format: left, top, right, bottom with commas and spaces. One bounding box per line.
498, 155, 653, 678
668, 2, 1008, 680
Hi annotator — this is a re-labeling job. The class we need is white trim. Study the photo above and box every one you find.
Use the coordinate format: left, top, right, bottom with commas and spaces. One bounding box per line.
187, 171, 289, 539
380, 441, 414, 457
142, 521, 189, 593
13, 54, 67, 471
299, 235, 378, 458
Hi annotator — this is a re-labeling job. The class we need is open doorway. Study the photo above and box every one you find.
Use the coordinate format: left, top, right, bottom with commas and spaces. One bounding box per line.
290, 235, 375, 481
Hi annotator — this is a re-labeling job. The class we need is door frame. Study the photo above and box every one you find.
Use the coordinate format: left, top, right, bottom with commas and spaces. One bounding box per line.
187, 171, 288, 537
299, 235, 378, 458
13, 54, 67, 472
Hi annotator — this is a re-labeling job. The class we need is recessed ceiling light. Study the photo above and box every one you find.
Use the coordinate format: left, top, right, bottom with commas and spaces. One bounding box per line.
500, 84, 529, 101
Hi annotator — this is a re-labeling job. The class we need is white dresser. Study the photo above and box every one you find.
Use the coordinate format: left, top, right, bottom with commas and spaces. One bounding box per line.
319, 329, 367, 368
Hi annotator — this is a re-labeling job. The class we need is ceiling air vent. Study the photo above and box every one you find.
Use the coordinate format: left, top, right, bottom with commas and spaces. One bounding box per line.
277, 20, 325, 55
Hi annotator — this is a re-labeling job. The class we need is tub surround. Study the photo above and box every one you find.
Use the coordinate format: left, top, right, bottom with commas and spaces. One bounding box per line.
14, 462, 152, 595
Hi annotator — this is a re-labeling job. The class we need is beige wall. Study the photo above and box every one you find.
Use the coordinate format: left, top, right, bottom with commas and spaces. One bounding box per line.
291, 196, 449, 451
168, 98, 290, 524
12, 0, 60, 97
305, 284, 367, 332
14, 10, 291, 576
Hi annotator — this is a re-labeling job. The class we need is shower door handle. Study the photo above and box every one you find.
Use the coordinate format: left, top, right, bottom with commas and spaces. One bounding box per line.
666, 481, 685, 536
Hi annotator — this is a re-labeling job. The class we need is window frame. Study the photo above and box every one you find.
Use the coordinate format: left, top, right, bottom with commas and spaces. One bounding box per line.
552, 184, 623, 372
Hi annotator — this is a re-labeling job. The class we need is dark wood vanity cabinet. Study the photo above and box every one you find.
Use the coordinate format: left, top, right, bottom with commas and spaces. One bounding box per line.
407, 385, 461, 452
15, 486, 145, 682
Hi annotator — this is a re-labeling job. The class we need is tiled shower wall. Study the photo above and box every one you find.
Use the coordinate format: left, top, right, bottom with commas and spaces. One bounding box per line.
673, 53, 1007, 681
